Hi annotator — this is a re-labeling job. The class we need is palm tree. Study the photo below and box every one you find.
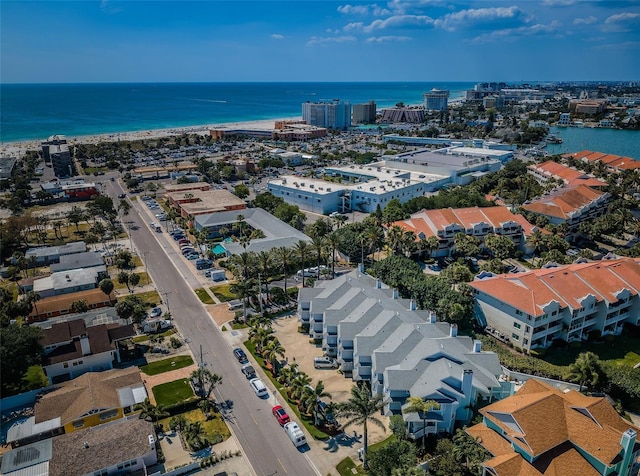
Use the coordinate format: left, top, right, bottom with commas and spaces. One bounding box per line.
262, 338, 285, 376
228, 251, 256, 280
294, 240, 310, 287
325, 232, 341, 277
279, 363, 299, 387
402, 396, 440, 450
301, 380, 331, 425
190, 367, 222, 400
566, 351, 601, 391
336, 381, 386, 470
136, 398, 169, 423
290, 372, 312, 402
311, 236, 327, 277
273, 246, 295, 295
256, 250, 274, 301
249, 326, 274, 354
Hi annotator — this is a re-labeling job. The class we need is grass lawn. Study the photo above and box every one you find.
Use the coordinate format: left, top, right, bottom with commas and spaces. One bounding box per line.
131, 290, 161, 306
152, 379, 196, 407
336, 457, 365, 476
133, 329, 177, 343
210, 284, 236, 302
158, 408, 231, 441
131, 256, 143, 267
140, 355, 194, 376
542, 332, 640, 367
113, 272, 152, 290
195, 288, 215, 304
244, 340, 329, 440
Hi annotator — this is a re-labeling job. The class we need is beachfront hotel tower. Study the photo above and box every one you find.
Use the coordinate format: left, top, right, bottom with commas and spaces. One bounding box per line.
302, 99, 352, 130
423, 88, 450, 111
352, 100, 377, 124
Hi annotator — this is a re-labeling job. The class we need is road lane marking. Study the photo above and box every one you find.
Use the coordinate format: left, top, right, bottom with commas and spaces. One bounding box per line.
251, 413, 258, 426
278, 458, 288, 474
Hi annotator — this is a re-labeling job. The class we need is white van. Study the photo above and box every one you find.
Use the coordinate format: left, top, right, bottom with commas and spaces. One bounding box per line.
284, 422, 307, 447
314, 356, 338, 369
249, 378, 268, 398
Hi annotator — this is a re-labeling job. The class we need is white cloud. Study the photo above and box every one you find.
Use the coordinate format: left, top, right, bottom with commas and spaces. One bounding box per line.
271, 34, 285, 40
337, 4, 390, 16
603, 12, 640, 32
365, 35, 412, 42
573, 16, 597, 25
435, 6, 525, 31
471, 20, 562, 43
595, 41, 640, 50
386, 0, 444, 15
351, 14, 435, 33
306, 35, 357, 47
542, 0, 578, 5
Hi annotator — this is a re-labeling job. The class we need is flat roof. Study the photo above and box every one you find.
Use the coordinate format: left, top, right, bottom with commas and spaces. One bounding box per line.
167, 189, 246, 214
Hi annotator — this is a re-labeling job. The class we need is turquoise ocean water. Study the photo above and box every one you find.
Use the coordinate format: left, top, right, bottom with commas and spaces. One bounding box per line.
0, 82, 473, 143
546, 126, 640, 161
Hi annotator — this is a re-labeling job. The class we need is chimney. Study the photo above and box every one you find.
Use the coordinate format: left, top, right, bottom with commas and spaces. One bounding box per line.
473, 340, 482, 353
358, 262, 365, 273
449, 324, 458, 337
393, 288, 399, 299
80, 335, 91, 356
461, 369, 474, 396
148, 434, 156, 451
620, 428, 637, 474
376, 279, 382, 289
409, 299, 417, 311
427, 311, 437, 324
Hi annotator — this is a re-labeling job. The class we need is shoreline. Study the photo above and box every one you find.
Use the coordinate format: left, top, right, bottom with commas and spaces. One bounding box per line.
0, 116, 302, 157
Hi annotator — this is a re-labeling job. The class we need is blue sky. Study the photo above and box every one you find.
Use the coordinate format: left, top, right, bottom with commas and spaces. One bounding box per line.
2, 0, 639, 83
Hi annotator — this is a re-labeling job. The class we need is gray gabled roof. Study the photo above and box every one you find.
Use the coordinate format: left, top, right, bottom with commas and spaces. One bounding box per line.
50, 252, 104, 273
0, 439, 52, 475
26, 241, 86, 260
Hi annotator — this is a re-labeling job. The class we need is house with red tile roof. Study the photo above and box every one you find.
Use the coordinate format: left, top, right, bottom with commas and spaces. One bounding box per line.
470, 257, 640, 351
527, 160, 607, 189
466, 378, 640, 476
390, 206, 538, 257
521, 184, 610, 234
565, 150, 640, 172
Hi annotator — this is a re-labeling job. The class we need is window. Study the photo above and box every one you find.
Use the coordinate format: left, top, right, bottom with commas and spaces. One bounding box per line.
93, 470, 107, 476
63, 362, 69, 369
523, 338, 529, 345
73, 419, 85, 429
100, 409, 118, 421
511, 333, 520, 340
513, 322, 522, 329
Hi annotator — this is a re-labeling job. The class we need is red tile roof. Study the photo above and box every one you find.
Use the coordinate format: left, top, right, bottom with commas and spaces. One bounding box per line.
470, 257, 640, 316
521, 185, 606, 220
565, 150, 640, 170
529, 161, 607, 188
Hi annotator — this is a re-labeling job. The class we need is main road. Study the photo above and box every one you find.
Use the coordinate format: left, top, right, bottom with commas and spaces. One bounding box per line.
104, 178, 322, 476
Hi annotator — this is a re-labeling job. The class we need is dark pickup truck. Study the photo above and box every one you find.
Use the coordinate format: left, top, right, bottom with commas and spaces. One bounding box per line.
241, 364, 256, 379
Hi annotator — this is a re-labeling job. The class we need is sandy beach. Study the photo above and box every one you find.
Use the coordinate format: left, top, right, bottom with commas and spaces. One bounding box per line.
0, 116, 301, 157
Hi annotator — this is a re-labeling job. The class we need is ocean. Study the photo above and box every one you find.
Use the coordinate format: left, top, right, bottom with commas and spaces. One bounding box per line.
546, 126, 640, 161
1, 82, 474, 143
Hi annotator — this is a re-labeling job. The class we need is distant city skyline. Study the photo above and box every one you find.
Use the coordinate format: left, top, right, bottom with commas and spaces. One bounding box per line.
1, 1, 639, 83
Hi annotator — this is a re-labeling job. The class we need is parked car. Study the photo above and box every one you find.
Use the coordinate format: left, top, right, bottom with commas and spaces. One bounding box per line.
233, 347, 248, 364
314, 356, 338, 369
241, 364, 256, 379
284, 422, 306, 447
149, 307, 163, 318
186, 253, 200, 260
117, 193, 126, 199
272, 405, 290, 425
249, 378, 268, 398
173, 234, 186, 241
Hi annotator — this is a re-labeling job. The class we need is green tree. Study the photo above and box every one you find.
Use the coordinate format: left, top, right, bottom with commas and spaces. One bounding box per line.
129, 273, 141, 289
22, 365, 49, 390
566, 351, 602, 391
300, 380, 331, 423
262, 338, 286, 376
70, 300, 89, 314
428, 438, 464, 476
190, 367, 223, 400
273, 246, 295, 295
294, 240, 311, 286
402, 396, 440, 450
368, 438, 420, 476
117, 271, 132, 293
336, 382, 386, 470
99, 278, 115, 304
233, 183, 250, 199
0, 325, 44, 396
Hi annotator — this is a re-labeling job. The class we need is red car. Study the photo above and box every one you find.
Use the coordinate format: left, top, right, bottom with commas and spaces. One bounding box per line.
272, 405, 290, 425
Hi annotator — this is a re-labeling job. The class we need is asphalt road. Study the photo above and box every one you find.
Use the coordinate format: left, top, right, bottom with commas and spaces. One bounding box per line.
103, 178, 321, 476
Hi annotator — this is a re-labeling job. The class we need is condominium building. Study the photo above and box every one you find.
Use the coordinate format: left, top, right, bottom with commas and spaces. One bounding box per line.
470, 257, 640, 351
390, 206, 538, 257
42, 135, 74, 178
423, 88, 449, 111
521, 184, 610, 233
352, 100, 377, 124
298, 269, 511, 438
527, 160, 607, 189
467, 378, 640, 476
565, 149, 640, 172
301, 99, 351, 129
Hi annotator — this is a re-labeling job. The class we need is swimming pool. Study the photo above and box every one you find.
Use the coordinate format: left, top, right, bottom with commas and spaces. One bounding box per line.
212, 243, 227, 256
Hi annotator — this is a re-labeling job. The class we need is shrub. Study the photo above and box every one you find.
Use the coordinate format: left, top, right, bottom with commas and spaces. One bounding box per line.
169, 337, 182, 349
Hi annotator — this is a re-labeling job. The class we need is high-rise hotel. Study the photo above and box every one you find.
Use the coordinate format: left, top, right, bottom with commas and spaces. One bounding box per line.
302, 99, 351, 130
423, 88, 450, 111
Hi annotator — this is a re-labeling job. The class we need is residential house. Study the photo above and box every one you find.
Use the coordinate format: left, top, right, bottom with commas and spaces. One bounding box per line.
49, 251, 104, 273
6, 368, 146, 447
25, 241, 86, 266
28, 288, 115, 322
33, 266, 107, 298
390, 206, 538, 257
1, 418, 157, 476
521, 184, 610, 235
467, 378, 640, 476
470, 257, 640, 351
41, 319, 135, 384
